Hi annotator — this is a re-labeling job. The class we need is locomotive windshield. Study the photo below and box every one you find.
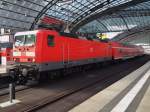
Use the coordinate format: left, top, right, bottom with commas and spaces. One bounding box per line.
15, 34, 36, 46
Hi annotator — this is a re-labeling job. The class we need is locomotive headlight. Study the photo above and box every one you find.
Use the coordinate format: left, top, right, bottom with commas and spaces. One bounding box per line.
33, 58, 35, 62
13, 52, 21, 56
26, 52, 35, 57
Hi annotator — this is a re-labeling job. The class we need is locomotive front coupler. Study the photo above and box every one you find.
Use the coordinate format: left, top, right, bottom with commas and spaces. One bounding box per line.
8, 64, 38, 85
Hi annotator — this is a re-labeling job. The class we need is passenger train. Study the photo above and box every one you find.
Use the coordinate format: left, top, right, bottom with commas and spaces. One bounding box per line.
9, 29, 144, 84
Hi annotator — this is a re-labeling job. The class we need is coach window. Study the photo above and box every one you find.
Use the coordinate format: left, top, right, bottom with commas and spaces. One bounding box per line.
48, 35, 55, 46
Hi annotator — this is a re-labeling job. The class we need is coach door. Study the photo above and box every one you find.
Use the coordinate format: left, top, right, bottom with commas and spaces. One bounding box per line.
104, 41, 112, 59
62, 42, 70, 66
108, 42, 112, 58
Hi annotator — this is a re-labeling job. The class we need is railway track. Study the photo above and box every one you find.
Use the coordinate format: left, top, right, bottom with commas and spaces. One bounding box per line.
0, 76, 9, 88
0, 85, 30, 97
0, 78, 37, 97
20, 56, 150, 112
0, 56, 149, 112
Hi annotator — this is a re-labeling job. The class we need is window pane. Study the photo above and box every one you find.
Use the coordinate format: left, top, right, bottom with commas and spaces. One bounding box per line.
15, 35, 25, 46
48, 35, 55, 46
14, 34, 36, 46
25, 34, 35, 46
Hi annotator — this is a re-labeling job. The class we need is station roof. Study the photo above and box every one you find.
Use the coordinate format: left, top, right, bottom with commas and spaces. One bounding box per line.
112, 26, 150, 42
0, 0, 150, 35
77, 0, 150, 33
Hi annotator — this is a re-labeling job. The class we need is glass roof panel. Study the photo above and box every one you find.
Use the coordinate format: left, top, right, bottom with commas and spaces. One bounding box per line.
78, 1, 150, 34
0, 0, 149, 36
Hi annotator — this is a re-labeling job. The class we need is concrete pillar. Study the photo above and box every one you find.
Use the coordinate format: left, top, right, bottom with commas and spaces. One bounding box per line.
64, 23, 70, 33
1, 28, 5, 34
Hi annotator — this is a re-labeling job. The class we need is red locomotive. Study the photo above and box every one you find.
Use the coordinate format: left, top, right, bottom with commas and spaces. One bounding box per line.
10, 29, 144, 84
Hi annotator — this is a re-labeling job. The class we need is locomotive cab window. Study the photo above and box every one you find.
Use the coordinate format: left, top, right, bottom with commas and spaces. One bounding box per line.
48, 35, 55, 46
15, 34, 36, 46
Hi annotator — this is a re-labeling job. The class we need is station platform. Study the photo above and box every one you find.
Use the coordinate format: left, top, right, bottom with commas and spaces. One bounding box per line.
0, 65, 7, 76
69, 61, 150, 112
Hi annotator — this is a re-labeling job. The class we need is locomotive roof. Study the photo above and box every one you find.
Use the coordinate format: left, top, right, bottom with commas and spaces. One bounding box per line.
15, 30, 39, 36
14, 29, 109, 43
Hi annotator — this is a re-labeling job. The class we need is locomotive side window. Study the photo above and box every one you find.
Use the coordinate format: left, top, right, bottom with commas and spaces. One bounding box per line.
48, 35, 55, 46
